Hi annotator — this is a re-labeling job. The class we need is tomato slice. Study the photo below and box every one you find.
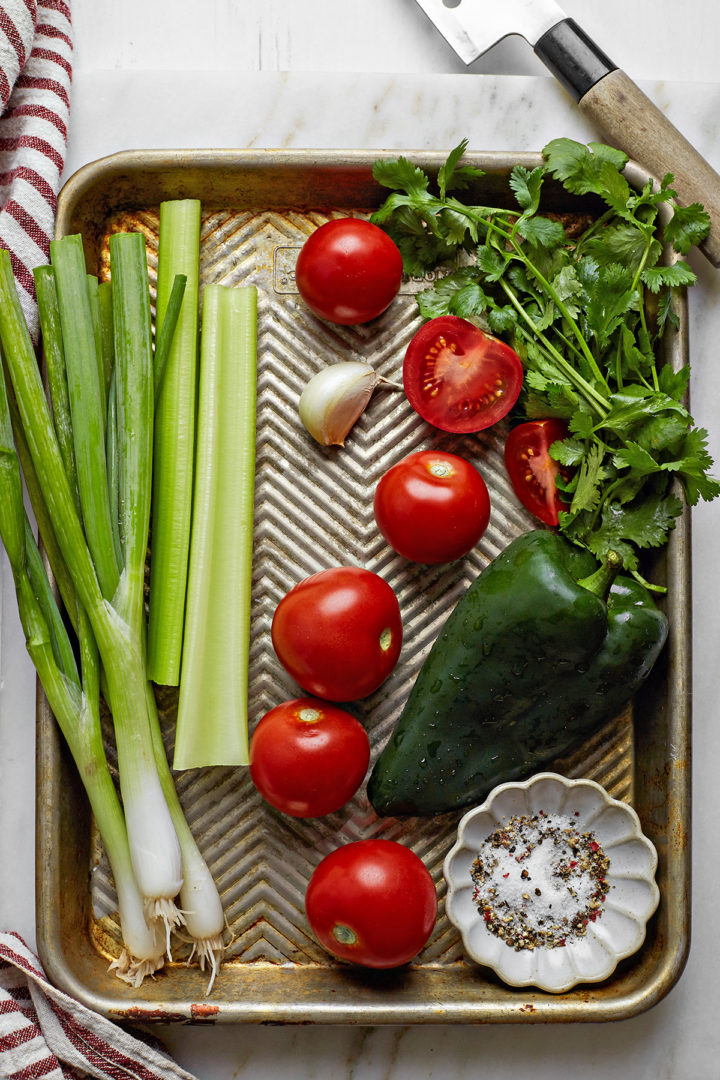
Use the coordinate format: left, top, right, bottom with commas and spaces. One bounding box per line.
403, 316, 524, 433
504, 419, 570, 527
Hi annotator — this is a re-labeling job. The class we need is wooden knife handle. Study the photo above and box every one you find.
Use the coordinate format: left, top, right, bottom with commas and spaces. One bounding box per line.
534, 20, 720, 266
579, 70, 720, 266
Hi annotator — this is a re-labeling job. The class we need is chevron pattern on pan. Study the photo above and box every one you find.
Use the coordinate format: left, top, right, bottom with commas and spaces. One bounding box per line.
88, 206, 634, 970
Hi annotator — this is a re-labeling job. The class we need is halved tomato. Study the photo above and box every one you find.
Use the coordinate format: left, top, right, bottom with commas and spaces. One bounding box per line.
403, 316, 523, 433
504, 418, 570, 526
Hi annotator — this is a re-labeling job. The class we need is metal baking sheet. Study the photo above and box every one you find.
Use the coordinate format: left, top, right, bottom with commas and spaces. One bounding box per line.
35, 149, 691, 1024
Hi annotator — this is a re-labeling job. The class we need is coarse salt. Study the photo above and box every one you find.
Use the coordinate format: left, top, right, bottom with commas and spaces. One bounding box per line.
470, 812, 611, 950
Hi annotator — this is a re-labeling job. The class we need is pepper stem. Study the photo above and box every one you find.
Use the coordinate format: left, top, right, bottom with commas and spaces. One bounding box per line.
578, 550, 623, 601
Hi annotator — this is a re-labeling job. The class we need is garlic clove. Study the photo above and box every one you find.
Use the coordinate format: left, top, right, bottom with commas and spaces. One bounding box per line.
298, 361, 381, 446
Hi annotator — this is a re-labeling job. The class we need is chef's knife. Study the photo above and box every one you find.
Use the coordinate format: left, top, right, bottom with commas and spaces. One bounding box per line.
414, 0, 720, 266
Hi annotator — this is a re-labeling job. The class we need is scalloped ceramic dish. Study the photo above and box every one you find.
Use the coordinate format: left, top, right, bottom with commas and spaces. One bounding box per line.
443, 773, 660, 994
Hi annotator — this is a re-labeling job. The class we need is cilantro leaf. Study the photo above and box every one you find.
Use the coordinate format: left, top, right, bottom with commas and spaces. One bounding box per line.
568, 443, 608, 514
612, 441, 661, 475
509, 165, 543, 215
371, 156, 429, 196
438, 140, 487, 198
666, 426, 720, 504
438, 140, 468, 199
568, 409, 596, 440
577, 259, 635, 348
542, 139, 630, 211
655, 290, 680, 337
641, 261, 697, 293
487, 305, 518, 336
584, 223, 660, 274
658, 364, 691, 402
475, 244, 507, 282
551, 265, 584, 320
663, 201, 710, 254
517, 215, 566, 249
588, 492, 683, 556
550, 436, 587, 467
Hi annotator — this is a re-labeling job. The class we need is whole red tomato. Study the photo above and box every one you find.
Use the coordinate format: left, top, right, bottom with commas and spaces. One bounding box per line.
249, 698, 370, 818
295, 218, 404, 325
374, 450, 491, 564
504, 418, 570, 526
404, 315, 523, 433
305, 839, 437, 968
271, 567, 402, 701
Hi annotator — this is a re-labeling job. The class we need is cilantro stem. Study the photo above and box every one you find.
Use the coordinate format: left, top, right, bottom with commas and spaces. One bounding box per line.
614, 336, 624, 391
499, 280, 608, 417
470, 209, 612, 398
514, 249, 610, 395
573, 208, 616, 257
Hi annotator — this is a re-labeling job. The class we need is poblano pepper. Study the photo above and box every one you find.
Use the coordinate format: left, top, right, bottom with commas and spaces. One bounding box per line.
367, 529, 668, 817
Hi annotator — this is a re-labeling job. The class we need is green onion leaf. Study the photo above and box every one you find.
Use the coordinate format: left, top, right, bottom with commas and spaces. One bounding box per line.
50, 235, 120, 601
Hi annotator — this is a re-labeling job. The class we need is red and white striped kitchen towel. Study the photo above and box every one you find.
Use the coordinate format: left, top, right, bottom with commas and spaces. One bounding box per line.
0, 933, 200, 1080
0, 0, 72, 343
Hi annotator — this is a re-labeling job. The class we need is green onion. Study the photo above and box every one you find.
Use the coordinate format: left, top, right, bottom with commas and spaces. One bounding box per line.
147, 199, 201, 686
98, 279, 114, 399
0, 358, 27, 574
153, 272, 188, 406
33, 266, 79, 506
0, 246, 183, 928
145, 684, 225, 990
23, 518, 77, 682
86, 274, 108, 426
2, 238, 229, 985
106, 371, 123, 572
174, 283, 257, 769
108, 231, 154, 632
49, 235, 119, 601
5, 386, 79, 628
105, 232, 186, 922
0, 352, 165, 985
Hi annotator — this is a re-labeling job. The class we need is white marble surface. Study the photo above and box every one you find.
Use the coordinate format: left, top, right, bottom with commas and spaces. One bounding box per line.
2, 0, 720, 1076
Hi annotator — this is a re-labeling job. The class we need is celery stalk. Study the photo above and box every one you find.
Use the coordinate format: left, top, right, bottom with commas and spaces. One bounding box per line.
174, 284, 257, 768
147, 199, 201, 686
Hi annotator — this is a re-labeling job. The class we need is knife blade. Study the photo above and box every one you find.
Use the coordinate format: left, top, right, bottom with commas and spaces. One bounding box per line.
414, 0, 720, 267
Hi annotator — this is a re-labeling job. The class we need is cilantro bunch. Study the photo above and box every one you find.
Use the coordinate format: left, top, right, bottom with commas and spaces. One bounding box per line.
371, 137, 719, 573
